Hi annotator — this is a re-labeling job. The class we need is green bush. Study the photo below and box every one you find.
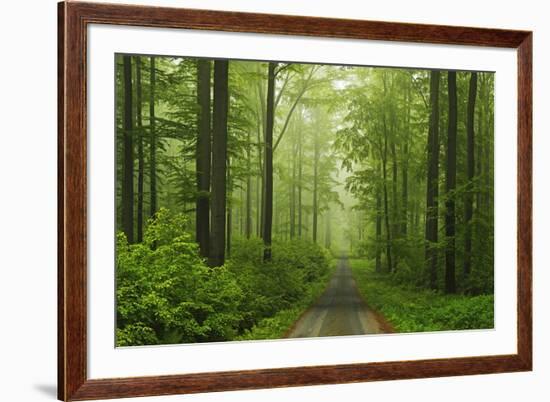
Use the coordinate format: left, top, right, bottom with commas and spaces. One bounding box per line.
227, 238, 332, 337
116, 209, 243, 346
349, 258, 494, 333
116, 209, 333, 346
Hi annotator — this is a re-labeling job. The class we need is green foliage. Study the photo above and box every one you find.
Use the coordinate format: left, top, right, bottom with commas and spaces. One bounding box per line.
237, 256, 335, 340
116, 210, 332, 346
349, 258, 494, 332
227, 238, 332, 335
116, 209, 243, 346
115, 55, 496, 345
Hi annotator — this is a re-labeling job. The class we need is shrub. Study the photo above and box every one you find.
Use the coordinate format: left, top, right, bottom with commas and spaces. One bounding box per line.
227, 238, 331, 335
349, 258, 494, 333
116, 209, 243, 346
116, 210, 333, 346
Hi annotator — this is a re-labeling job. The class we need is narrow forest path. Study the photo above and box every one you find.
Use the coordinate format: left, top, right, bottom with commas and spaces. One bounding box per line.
286, 257, 387, 338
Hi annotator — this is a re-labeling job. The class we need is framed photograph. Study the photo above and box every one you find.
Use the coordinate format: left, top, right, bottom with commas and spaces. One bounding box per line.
58, 1, 532, 400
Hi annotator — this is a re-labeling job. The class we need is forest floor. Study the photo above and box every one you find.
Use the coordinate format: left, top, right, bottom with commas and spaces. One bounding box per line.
349, 259, 494, 333
286, 257, 392, 338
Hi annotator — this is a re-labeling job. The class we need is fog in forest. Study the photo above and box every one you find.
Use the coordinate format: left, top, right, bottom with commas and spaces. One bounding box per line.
115, 55, 495, 346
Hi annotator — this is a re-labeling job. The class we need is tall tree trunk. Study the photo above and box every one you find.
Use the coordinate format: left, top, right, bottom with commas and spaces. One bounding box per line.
121, 55, 134, 243
209, 60, 229, 267
135, 57, 144, 243
196, 60, 211, 258
382, 134, 392, 273
256, 175, 261, 237
305, 212, 310, 239
239, 186, 244, 236
149, 57, 157, 218
226, 157, 232, 258
325, 210, 331, 249
274, 197, 279, 238
476, 75, 485, 211
464, 72, 478, 278
376, 169, 382, 273
402, 83, 411, 236
445, 71, 457, 294
262, 62, 276, 261
312, 129, 319, 244
255, 108, 263, 237
298, 127, 303, 238
290, 136, 296, 239
257, 77, 267, 239
381, 73, 393, 272
390, 138, 398, 271
425, 70, 440, 290
246, 130, 252, 239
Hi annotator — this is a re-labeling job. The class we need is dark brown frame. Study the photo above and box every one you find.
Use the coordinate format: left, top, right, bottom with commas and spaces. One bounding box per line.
58, 1, 532, 400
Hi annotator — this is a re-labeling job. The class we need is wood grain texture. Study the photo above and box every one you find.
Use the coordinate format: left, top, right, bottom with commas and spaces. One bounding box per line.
516, 33, 533, 369
59, 1, 88, 400
66, 1, 529, 48
70, 355, 529, 401
57, 3, 65, 400
58, 1, 532, 400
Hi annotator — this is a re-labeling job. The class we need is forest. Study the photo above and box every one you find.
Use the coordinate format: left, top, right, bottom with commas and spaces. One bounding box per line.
115, 54, 494, 346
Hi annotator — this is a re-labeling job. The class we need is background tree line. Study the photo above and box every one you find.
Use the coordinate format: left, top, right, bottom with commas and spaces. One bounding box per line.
336, 67, 494, 295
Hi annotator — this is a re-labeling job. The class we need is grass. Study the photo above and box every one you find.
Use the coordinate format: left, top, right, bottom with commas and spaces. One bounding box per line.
349, 258, 494, 333
237, 259, 337, 340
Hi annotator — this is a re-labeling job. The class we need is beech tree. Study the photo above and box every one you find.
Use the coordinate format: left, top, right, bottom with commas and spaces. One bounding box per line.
425, 70, 440, 289
445, 71, 457, 294
116, 56, 494, 296
196, 60, 211, 258
121, 55, 134, 243
464, 72, 478, 278
209, 60, 229, 267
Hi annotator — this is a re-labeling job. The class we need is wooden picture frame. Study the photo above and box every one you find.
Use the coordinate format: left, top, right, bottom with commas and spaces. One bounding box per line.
58, 1, 532, 400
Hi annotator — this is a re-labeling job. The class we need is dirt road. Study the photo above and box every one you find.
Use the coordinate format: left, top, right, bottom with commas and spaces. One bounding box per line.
287, 257, 385, 338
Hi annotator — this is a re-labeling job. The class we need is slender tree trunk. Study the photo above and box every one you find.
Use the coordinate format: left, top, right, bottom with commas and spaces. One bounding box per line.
464, 72, 478, 278
305, 212, 310, 239
257, 78, 267, 239
390, 137, 398, 271
476, 75, 485, 211
312, 129, 319, 244
121, 55, 134, 243
376, 170, 382, 273
240, 185, 245, 236
445, 71, 457, 294
298, 127, 303, 238
484, 82, 493, 210
262, 62, 276, 261
414, 197, 420, 233
196, 60, 211, 258
255, 106, 262, 238
256, 174, 261, 237
135, 57, 144, 243
149, 57, 157, 218
325, 210, 331, 249
382, 137, 392, 273
274, 197, 279, 239
425, 70, 440, 289
209, 60, 229, 267
290, 136, 296, 239
245, 130, 252, 239
226, 157, 232, 258
402, 83, 411, 236
381, 73, 393, 272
